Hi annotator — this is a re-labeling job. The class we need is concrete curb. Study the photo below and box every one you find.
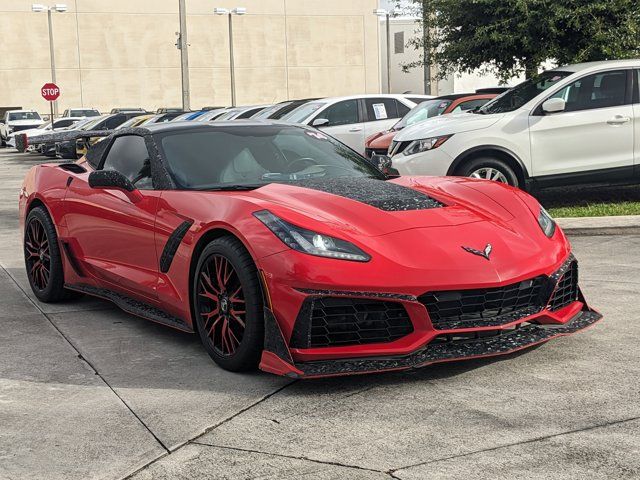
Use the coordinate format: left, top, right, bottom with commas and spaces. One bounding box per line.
557, 215, 640, 236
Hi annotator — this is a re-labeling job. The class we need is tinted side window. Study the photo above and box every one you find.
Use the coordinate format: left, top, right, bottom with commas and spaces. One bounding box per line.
316, 100, 359, 127
364, 98, 399, 122
101, 135, 153, 189
396, 100, 411, 117
104, 116, 126, 129
634, 70, 639, 104
550, 70, 628, 112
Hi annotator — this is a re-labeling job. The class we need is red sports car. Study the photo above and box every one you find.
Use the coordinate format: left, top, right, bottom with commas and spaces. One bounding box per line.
19, 121, 601, 378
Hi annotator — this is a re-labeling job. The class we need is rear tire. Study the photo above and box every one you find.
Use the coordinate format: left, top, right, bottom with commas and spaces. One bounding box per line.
458, 157, 519, 187
24, 206, 79, 302
192, 236, 264, 372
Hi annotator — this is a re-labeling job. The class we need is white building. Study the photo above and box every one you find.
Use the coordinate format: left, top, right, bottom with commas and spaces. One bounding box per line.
379, 15, 523, 95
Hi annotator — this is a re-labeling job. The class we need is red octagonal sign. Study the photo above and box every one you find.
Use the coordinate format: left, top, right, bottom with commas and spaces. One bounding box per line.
41, 83, 60, 101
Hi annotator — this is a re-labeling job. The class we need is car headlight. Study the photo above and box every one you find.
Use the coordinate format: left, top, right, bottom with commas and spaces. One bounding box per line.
403, 135, 451, 156
254, 210, 370, 262
538, 207, 556, 238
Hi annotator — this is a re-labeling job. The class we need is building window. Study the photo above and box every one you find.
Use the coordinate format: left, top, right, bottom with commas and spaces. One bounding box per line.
394, 31, 404, 54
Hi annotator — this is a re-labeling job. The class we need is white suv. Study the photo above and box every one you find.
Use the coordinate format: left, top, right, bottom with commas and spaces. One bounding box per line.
390, 60, 640, 190
281, 94, 433, 153
0, 110, 44, 146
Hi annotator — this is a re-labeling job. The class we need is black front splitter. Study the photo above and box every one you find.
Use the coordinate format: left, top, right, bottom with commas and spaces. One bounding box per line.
295, 309, 602, 378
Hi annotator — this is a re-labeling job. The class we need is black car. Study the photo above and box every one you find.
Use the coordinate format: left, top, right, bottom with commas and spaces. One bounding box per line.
55, 113, 145, 159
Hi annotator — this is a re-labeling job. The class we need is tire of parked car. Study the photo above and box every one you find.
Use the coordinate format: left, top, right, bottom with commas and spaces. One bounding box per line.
24, 206, 82, 302
458, 157, 519, 188
192, 236, 264, 372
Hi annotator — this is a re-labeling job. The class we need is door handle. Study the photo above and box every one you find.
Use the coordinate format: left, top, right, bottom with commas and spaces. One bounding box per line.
348, 127, 362, 132
607, 115, 631, 125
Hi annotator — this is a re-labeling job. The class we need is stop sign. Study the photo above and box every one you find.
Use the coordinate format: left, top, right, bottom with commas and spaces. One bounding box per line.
41, 83, 60, 101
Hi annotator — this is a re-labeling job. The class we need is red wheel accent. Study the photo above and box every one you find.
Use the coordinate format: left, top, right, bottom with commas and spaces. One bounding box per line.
197, 254, 246, 356
25, 217, 51, 290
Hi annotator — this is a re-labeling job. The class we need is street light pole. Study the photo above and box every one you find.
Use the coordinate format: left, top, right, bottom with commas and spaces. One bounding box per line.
177, 0, 191, 111
228, 12, 236, 107
373, 9, 392, 94
215, 7, 246, 107
385, 12, 391, 94
33, 4, 66, 117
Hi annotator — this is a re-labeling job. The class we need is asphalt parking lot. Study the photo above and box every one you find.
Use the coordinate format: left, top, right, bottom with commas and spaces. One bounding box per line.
0, 149, 639, 480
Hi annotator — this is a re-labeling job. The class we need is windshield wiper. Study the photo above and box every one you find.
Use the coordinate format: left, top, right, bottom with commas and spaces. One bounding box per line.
197, 184, 264, 191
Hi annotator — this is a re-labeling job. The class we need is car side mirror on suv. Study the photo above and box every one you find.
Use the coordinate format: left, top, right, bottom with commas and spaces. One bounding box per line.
88, 170, 143, 203
542, 98, 566, 114
311, 118, 329, 127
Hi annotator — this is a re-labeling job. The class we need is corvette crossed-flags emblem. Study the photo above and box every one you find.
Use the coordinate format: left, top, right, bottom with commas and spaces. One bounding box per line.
461, 243, 493, 260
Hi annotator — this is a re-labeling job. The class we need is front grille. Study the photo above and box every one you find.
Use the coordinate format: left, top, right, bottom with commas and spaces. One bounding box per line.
365, 147, 389, 158
548, 261, 578, 311
291, 297, 413, 348
419, 277, 548, 330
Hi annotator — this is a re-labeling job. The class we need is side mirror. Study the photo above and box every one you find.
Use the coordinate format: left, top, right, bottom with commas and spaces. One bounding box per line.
371, 153, 391, 170
88, 170, 142, 202
311, 118, 329, 127
370, 153, 399, 177
542, 98, 566, 114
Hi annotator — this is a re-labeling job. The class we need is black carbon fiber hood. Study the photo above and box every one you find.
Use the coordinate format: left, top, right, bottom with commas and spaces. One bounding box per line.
292, 177, 443, 212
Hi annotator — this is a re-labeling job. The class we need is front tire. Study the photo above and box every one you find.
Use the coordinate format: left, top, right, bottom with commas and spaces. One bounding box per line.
24, 206, 76, 302
192, 236, 264, 372
458, 157, 519, 187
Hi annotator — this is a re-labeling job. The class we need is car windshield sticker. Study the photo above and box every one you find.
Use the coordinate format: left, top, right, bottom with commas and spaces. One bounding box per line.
372, 103, 388, 120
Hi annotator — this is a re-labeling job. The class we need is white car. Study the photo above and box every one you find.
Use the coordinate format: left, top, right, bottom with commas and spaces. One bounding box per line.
390, 60, 640, 190
280, 94, 433, 153
7, 117, 82, 148
214, 105, 270, 121
0, 110, 45, 146
196, 108, 230, 122
61, 108, 100, 118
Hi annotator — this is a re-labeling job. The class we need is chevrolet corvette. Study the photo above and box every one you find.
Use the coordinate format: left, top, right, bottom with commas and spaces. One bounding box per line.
19, 121, 602, 378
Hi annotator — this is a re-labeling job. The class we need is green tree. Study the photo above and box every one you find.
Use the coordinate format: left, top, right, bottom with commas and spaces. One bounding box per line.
402, 0, 640, 82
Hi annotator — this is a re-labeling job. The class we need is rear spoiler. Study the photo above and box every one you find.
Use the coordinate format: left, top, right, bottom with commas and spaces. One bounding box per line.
18, 130, 112, 153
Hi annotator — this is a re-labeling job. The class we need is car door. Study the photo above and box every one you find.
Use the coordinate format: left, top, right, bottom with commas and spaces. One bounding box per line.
529, 69, 634, 178
362, 98, 406, 141
311, 99, 365, 152
633, 69, 640, 177
63, 134, 161, 301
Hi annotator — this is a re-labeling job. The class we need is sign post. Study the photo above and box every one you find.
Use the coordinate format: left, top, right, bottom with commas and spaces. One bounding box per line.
41, 83, 60, 129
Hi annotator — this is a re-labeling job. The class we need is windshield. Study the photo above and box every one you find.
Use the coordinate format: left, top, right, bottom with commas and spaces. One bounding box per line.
8, 111, 41, 121
280, 101, 326, 123
251, 102, 290, 119
478, 71, 572, 114
80, 117, 105, 130
215, 109, 241, 121
158, 125, 384, 190
71, 118, 96, 130
394, 99, 453, 129
71, 109, 100, 117
196, 109, 225, 121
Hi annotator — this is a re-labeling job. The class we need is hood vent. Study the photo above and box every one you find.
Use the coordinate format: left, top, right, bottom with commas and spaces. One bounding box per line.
293, 177, 443, 212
